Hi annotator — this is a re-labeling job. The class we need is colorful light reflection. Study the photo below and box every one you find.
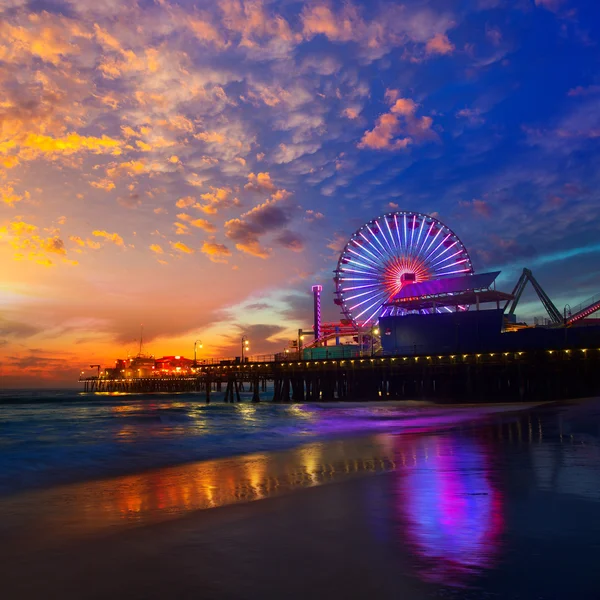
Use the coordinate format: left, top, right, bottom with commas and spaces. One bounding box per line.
395, 434, 503, 587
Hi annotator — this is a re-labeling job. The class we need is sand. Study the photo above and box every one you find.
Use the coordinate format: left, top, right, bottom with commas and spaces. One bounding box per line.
1, 400, 599, 599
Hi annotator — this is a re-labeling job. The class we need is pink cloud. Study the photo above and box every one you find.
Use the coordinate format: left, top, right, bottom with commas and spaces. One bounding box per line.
358, 89, 435, 151
425, 33, 454, 55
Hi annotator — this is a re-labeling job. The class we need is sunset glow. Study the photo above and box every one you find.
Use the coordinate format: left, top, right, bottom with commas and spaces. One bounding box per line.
1, 0, 599, 386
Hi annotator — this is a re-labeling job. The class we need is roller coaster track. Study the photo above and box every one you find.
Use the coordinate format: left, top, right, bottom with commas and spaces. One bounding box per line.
505, 268, 563, 326
566, 293, 600, 325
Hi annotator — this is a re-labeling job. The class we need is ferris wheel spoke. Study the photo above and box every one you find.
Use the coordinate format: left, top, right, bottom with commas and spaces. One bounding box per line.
434, 261, 466, 275
430, 247, 462, 270
424, 233, 452, 264
429, 241, 459, 267
341, 268, 380, 278
438, 267, 472, 276
413, 216, 426, 257
384, 216, 399, 252
366, 224, 391, 257
349, 288, 387, 312
341, 283, 382, 293
354, 294, 387, 320
393, 214, 402, 250
347, 248, 380, 268
360, 231, 388, 263
345, 289, 382, 302
358, 233, 385, 262
409, 214, 417, 255
421, 226, 442, 260
346, 258, 379, 273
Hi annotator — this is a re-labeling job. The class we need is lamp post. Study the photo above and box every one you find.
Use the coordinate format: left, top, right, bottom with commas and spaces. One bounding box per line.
241, 335, 249, 363
371, 326, 380, 357
194, 339, 203, 366
297, 329, 306, 360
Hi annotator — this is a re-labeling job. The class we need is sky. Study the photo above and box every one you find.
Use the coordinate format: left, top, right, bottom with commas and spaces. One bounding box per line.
1, 0, 600, 387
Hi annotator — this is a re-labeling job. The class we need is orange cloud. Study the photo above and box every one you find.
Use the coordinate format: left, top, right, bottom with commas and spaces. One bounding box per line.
175, 196, 196, 208
150, 244, 164, 254
358, 89, 435, 151
302, 4, 358, 42
358, 113, 411, 150
194, 131, 227, 144
176, 213, 217, 232
0, 219, 73, 266
186, 17, 228, 49
0, 19, 80, 66
1, 184, 28, 206
425, 33, 454, 55
92, 230, 125, 246
90, 179, 116, 192
201, 239, 232, 263
170, 241, 194, 254
106, 160, 146, 179
244, 172, 276, 192
17, 132, 121, 157
198, 186, 238, 214
342, 107, 360, 119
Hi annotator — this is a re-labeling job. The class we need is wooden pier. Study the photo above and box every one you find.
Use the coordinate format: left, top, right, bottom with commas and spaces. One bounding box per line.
80, 348, 600, 403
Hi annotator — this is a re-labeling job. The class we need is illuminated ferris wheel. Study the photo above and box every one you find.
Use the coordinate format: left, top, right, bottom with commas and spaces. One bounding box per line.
334, 211, 474, 327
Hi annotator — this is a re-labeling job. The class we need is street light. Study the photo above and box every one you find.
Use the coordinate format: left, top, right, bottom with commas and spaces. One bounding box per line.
371, 326, 380, 356
194, 339, 203, 366
241, 335, 249, 362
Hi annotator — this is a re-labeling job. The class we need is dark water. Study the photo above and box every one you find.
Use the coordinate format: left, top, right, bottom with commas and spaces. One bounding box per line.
0, 389, 523, 496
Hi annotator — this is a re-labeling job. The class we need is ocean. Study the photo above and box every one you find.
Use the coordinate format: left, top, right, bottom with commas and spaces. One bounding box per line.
0, 389, 527, 497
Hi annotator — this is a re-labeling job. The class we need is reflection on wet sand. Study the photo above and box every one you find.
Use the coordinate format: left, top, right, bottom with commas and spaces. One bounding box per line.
0, 436, 398, 552
393, 434, 503, 586
2, 403, 598, 595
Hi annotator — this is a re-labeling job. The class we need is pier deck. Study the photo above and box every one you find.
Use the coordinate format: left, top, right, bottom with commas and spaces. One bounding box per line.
80, 348, 600, 403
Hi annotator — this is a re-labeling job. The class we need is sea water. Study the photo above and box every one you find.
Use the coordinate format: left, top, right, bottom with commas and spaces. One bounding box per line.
0, 389, 523, 496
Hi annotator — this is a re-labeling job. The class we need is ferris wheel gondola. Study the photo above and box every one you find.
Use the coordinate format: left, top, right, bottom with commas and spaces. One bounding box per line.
334, 211, 474, 328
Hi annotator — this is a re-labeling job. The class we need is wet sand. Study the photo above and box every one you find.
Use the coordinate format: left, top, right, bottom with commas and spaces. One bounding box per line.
1, 400, 599, 599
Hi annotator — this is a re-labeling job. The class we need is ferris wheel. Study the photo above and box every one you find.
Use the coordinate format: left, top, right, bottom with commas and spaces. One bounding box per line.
334, 211, 474, 328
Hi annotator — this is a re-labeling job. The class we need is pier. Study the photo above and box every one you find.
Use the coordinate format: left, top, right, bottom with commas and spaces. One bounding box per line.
81, 347, 600, 403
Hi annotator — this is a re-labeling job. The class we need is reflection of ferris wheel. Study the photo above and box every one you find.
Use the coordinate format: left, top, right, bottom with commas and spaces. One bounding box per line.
334, 211, 474, 327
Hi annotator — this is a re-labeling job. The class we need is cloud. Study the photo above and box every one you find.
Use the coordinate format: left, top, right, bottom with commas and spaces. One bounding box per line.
201, 239, 232, 263
92, 230, 125, 246
305, 209, 324, 222
175, 196, 196, 208
90, 179, 116, 192
0, 183, 28, 206
459, 198, 492, 218
149, 244, 164, 254
568, 86, 600, 97
176, 213, 217, 232
244, 172, 276, 192
425, 33, 454, 55
342, 107, 361, 120
276, 230, 304, 252
534, 0, 565, 12
8, 133, 121, 160
198, 186, 239, 214
224, 190, 295, 258
170, 241, 194, 254
358, 89, 436, 151
0, 219, 73, 266
457, 107, 485, 125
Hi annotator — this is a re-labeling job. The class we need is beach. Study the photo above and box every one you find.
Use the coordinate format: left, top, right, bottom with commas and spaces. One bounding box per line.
1, 397, 599, 598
